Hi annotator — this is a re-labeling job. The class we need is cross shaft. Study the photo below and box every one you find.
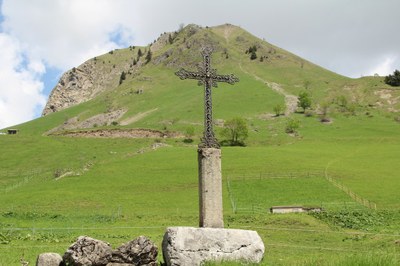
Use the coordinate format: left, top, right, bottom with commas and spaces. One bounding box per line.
176, 47, 239, 148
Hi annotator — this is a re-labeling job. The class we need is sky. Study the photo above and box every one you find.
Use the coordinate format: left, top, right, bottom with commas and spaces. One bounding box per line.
0, 0, 399, 129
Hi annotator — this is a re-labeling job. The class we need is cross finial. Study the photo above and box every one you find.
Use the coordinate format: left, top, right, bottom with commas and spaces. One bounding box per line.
175, 48, 239, 148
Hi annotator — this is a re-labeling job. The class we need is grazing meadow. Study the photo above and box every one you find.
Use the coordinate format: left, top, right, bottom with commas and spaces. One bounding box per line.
1, 24, 399, 265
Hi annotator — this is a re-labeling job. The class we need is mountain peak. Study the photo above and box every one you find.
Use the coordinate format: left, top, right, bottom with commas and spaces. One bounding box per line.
41, 23, 392, 131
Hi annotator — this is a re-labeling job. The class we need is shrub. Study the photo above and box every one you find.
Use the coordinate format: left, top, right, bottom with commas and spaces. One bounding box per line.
220, 117, 248, 146
304, 109, 313, 117
384, 69, 400, 86
285, 118, 300, 134
246, 45, 258, 60
320, 102, 331, 122
184, 126, 195, 143
250, 50, 257, 60
273, 104, 284, 116
53, 169, 63, 178
310, 210, 386, 230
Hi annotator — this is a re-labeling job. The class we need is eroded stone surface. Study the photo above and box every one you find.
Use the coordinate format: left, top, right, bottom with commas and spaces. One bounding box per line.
198, 148, 223, 228
36, 252, 63, 266
111, 235, 158, 266
162, 227, 265, 266
63, 236, 112, 266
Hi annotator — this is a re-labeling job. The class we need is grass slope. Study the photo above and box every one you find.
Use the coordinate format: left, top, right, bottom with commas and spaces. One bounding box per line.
0, 24, 399, 265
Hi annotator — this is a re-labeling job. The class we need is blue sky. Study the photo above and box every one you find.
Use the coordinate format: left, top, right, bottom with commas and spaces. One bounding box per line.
0, 0, 399, 129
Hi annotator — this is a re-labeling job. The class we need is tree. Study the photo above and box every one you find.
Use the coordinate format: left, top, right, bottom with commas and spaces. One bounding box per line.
119, 71, 126, 85
145, 50, 152, 64
247, 45, 258, 60
137, 48, 143, 57
384, 69, 400, 86
298, 91, 312, 112
220, 117, 248, 146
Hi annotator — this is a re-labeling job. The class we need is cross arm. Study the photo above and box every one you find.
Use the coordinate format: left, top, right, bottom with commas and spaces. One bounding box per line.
175, 68, 205, 81
212, 74, 239, 85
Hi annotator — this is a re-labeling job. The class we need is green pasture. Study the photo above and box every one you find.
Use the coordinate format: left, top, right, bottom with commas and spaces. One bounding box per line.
1, 25, 400, 265
1, 111, 400, 265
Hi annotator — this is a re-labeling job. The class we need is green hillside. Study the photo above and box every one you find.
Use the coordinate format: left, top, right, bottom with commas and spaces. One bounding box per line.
0, 24, 399, 265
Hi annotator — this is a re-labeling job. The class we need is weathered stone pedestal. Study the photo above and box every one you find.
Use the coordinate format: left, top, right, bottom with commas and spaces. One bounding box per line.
162, 227, 265, 266
198, 147, 223, 228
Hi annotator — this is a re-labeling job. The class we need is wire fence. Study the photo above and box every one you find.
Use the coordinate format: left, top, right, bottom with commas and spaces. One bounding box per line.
325, 173, 377, 210
226, 170, 377, 214
1, 225, 399, 254
226, 170, 326, 181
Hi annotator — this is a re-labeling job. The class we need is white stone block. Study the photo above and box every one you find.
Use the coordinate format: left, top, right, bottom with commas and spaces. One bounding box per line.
162, 227, 265, 266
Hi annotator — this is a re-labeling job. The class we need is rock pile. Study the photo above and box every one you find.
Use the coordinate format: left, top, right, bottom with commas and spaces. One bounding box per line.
36, 235, 158, 266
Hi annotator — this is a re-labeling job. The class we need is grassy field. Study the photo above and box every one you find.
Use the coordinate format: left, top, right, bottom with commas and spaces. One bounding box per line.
1, 111, 400, 265
1, 24, 400, 265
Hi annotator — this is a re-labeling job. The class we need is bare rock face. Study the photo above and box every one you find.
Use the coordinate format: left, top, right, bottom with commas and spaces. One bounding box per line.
42, 56, 130, 116
63, 236, 112, 266
111, 236, 158, 266
36, 253, 63, 266
162, 227, 265, 266
43, 62, 96, 116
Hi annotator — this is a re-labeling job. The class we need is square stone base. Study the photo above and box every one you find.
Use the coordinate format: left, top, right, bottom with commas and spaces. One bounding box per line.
162, 227, 265, 266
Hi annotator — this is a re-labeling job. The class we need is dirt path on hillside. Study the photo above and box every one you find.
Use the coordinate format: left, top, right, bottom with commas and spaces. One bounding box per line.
52, 128, 184, 139
120, 108, 158, 126
223, 26, 233, 43
239, 63, 298, 115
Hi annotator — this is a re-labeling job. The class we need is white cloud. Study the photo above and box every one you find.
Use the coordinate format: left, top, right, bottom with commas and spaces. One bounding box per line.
368, 57, 397, 77
1, 0, 138, 70
0, 33, 46, 129
0, 0, 140, 128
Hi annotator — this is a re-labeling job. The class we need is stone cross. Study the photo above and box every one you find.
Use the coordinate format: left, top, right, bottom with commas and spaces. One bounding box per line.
175, 47, 239, 148
175, 47, 239, 228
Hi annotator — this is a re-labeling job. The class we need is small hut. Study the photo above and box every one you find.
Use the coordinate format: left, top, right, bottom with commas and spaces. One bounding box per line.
270, 206, 322, 214
7, 129, 19, 135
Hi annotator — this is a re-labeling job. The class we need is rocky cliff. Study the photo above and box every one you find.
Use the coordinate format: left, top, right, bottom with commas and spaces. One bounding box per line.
42, 29, 174, 116
42, 56, 127, 116
41, 25, 202, 116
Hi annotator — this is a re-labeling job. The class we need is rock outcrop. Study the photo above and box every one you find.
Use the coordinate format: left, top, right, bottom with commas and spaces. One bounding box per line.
42, 50, 135, 116
42, 57, 126, 116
